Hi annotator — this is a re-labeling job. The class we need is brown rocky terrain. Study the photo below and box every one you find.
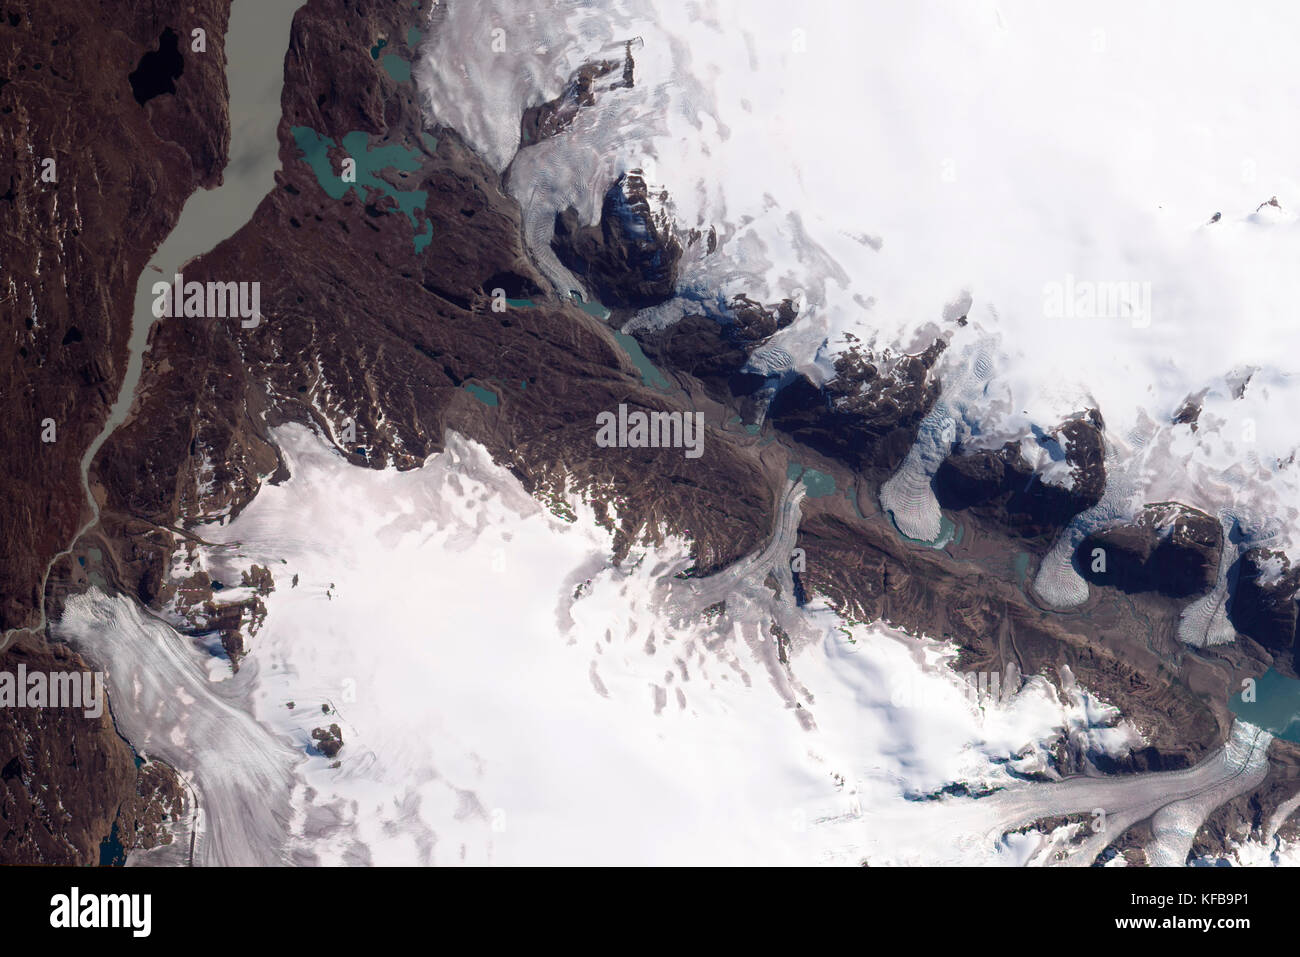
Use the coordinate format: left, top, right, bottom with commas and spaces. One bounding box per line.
519, 41, 634, 148
6, 0, 1300, 866
636, 295, 797, 411
1230, 547, 1300, 670
1078, 502, 1223, 599
553, 168, 682, 308
0, 633, 183, 863
935, 411, 1107, 549
0, 0, 229, 863
1, 0, 229, 634
767, 336, 947, 483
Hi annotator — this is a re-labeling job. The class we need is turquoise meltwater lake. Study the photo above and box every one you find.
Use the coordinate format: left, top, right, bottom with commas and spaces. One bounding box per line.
1230, 668, 1300, 742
